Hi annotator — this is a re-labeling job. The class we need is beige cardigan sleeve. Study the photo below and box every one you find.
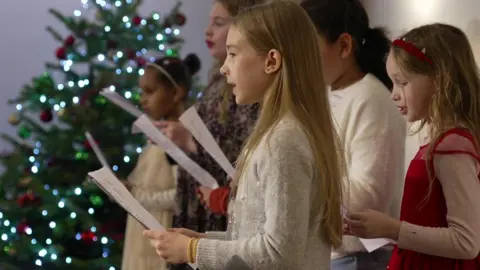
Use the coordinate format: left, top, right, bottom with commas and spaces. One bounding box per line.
397, 153, 480, 259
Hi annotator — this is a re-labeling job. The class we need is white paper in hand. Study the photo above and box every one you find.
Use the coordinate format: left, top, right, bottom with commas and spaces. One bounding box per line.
133, 115, 219, 189
87, 167, 198, 269
100, 88, 143, 118
88, 167, 165, 230
341, 207, 391, 252
180, 106, 236, 178
85, 132, 110, 168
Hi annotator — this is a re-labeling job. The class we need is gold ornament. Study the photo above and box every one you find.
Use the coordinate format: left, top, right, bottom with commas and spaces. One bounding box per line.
58, 108, 67, 117
8, 113, 20, 126
19, 177, 33, 187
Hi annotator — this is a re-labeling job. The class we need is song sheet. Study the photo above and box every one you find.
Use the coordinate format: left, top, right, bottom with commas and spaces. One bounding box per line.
133, 115, 219, 189
87, 167, 197, 269
179, 107, 235, 178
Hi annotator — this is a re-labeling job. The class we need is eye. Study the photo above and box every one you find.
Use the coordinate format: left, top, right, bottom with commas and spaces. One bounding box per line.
228, 53, 236, 57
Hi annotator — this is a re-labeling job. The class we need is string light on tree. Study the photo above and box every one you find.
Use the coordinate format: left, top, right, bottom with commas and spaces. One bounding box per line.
0, 0, 197, 269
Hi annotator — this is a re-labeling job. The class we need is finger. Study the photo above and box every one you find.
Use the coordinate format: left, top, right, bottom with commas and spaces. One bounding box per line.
196, 188, 204, 200
152, 120, 171, 128
346, 211, 366, 221
143, 230, 164, 239
156, 249, 167, 260
345, 218, 365, 229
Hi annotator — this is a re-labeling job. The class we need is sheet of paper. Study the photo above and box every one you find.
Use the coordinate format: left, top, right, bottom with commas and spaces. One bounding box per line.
85, 132, 110, 168
100, 88, 143, 118
87, 167, 198, 269
133, 115, 219, 189
341, 207, 391, 252
359, 238, 391, 253
180, 106, 236, 178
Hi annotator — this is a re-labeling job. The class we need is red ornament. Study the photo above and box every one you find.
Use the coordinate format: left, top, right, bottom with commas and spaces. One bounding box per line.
125, 49, 136, 59
64, 35, 75, 46
55, 47, 67, 60
17, 191, 40, 207
81, 231, 96, 244
16, 221, 29, 234
79, 88, 98, 105
40, 109, 53, 122
175, 13, 186, 26
136, 57, 146, 67
132, 16, 142, 25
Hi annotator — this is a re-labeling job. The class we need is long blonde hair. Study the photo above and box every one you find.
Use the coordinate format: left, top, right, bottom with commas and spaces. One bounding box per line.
391, 23, 480, 201
213, 0, 266, 122
233, 0, 345, 248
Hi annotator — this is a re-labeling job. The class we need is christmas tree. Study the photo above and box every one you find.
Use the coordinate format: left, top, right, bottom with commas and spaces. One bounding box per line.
0, 0, 198, 269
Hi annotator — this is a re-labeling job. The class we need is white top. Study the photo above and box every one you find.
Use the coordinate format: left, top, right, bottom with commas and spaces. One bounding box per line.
329, 74, 406, 258
196, 116, 331, 269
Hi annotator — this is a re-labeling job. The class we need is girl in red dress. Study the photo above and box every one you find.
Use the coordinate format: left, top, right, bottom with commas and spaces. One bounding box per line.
345, 23, 480, 269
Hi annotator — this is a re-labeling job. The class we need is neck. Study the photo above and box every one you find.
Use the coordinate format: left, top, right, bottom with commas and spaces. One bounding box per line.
162, 104, 185, 121
330, 65, 365, 91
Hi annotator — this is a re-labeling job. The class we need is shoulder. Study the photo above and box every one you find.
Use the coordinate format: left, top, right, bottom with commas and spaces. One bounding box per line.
349, 74, 394, 109
259, 116, 313, 162
433, 128, 479, 156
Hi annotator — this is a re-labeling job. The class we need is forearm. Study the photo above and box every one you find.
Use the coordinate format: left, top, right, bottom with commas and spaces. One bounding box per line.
133, 188, 176, 210
397, 221, 478, 259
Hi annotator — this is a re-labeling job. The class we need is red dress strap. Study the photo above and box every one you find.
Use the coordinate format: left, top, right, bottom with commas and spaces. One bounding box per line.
430, 128, 480, 161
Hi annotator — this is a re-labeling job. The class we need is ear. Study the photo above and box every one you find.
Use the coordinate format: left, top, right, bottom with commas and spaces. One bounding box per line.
337, 33, 354, 59
172, 86, 187, 104
264, 49, 282, 74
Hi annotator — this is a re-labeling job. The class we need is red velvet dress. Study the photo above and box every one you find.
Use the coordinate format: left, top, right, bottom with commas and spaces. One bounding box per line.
388, 128, 480, 269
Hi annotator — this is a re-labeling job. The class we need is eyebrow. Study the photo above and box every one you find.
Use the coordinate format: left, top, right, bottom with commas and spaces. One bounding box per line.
213, 16, 229, 22
226, 44, 237, 50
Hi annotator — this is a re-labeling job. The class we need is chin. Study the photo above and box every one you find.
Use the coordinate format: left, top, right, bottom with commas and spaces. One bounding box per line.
235, 95, 246, 105
405, 115, 420, 123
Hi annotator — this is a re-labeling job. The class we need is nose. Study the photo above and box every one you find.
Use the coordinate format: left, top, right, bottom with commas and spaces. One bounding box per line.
205, 23, 213, 38
140, 94, 147, 106
220, 61, 229, 76
390, 91, 400, 101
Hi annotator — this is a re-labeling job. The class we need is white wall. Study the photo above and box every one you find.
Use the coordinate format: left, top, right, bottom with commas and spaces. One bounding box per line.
0, 0, 212, 151
363, 0, 480, 170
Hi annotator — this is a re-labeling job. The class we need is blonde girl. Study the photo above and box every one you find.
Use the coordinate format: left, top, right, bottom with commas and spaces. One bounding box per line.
345, 23, 480, 269
144, 1, 344, 269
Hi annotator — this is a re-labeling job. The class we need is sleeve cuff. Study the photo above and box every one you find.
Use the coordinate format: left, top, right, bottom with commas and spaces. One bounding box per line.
205, 231, 227, 240
196, 238, 222, 268
209, 187, 230, 215
397, 221, 418, 249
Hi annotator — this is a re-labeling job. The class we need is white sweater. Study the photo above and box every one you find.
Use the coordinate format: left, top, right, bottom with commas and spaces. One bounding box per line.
197, 116, 331, 269
329, 74, 406, 259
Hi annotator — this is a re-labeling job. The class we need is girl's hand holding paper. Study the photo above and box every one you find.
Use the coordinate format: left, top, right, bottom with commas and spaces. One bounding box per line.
153, 120, 197, 153
344, 209, 400, 240
167, 228, 206, 239
143, 230, 191, 264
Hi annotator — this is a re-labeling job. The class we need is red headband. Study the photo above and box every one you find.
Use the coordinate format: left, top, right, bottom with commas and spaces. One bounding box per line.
392, 38, 433, 65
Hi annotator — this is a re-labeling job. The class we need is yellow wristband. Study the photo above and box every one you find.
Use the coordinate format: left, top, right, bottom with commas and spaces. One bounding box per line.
190, 238, 200, 263
187, 238, 194, 263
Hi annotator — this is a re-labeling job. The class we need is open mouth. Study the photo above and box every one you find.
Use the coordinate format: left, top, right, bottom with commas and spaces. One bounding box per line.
205, 40, 214, 48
